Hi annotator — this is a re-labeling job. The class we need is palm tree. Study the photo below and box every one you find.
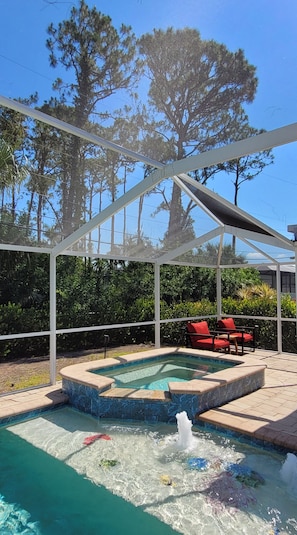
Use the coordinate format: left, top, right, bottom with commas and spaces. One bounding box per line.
0, 137, 27, 220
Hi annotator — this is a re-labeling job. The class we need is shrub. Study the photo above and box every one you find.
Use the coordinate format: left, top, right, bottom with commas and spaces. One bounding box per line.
1, 293, 296, 359
0, 302, 49, 358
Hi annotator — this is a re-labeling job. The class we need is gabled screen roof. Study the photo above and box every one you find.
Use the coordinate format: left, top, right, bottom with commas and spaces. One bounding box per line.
183, 179, 271, 235
0, 96, 296, 267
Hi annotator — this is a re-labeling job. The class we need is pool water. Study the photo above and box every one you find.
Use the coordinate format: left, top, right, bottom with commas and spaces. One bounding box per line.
94, 355, 235, 390
0, 412, 177, 535
1, 407, 297, 535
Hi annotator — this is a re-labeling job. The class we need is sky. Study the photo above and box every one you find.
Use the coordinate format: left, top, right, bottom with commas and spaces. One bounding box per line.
0, 0, 297, 241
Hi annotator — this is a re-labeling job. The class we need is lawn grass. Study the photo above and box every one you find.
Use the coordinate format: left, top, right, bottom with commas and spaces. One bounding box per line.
1, 345, 150, 393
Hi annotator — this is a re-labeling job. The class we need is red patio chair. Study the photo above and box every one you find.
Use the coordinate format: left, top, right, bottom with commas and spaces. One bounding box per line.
186, 321, 230, 353
217, 317, 256, 354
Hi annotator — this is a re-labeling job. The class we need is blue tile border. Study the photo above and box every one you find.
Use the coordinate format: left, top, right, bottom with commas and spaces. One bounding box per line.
0, 402, 67, 428
196, 420, 295, 456
62, 367, 264, 424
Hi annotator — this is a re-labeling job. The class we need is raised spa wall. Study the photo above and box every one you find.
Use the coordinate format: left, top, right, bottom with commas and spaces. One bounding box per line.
60, 347, 266, 423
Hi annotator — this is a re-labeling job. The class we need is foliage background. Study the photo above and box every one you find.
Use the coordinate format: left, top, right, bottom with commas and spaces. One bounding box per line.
0, 3, 294, 361
0, 253, 296, 359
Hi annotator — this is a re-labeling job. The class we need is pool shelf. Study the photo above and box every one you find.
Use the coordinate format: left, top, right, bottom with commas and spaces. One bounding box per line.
60, 347, 266, 423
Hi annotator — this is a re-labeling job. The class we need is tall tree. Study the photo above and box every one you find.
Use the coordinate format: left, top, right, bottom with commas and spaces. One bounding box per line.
0, 108, 28, 224
138, 28, 258, 246
0, 138, 15, 187
26, 101, 63, 242
218, 116, 274, 207
217, 113, 274, 249
46, 0, 140, 236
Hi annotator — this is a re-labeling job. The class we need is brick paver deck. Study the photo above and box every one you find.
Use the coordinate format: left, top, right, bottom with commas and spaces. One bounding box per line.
198, 349, 297, 452
1, 349, 296, 453
0, 384, 68, 424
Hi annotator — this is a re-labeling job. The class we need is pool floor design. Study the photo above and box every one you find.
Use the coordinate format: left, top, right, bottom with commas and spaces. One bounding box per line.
3, 407, 297, 535
1, 412, 177, 535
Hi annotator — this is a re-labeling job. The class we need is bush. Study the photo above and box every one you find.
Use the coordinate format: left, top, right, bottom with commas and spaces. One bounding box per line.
161, 300, 217, 345
1, 293, 296, 359
221, 295, 297, 352
158, 295, 296, 352
0, 302, 49, 358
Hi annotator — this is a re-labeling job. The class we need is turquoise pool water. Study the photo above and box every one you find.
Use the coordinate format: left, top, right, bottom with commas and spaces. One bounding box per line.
93, 355, 235, 390
1, 407, 297, 535
0, 413, 178, 535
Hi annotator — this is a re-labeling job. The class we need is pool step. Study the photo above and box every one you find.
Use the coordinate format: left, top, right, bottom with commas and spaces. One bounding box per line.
99, 387, 171, 401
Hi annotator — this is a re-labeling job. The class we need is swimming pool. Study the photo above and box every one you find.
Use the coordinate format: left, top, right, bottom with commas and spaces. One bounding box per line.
60, 347, 266, 423
0, 411, 177, 535
92, 354, 236, 390
1, 407, 297, 535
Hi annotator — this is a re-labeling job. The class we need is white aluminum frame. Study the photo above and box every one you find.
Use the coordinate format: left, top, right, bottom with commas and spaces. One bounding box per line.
0, 96, 296, 384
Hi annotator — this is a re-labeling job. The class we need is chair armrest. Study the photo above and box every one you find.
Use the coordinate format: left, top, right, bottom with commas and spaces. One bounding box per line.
211, 329, 231, 336
217, 324, 258, 334
216, 327, 237, 334
185, 332, 212, 340
186, 331, 230, 342
234, 325, 258, 333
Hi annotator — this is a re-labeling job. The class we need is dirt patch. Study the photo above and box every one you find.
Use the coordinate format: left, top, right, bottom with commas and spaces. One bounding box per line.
0, 344, 152, 394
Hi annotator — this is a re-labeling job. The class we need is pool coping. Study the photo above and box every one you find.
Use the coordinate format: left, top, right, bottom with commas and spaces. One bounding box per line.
2, 349, 297, 454
60, 346, 266, 399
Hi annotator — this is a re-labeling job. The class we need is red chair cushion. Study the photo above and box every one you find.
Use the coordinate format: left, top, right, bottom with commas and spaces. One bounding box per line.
232, 332, 253, 342
187, 321, 210, 336
191, 338, 229, 350
218, 318, 253, 343
187, 322, 229, 350
218, 318, 236, 330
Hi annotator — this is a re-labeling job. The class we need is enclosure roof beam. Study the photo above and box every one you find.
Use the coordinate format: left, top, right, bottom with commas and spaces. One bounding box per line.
240, 237, 276, 264
173, 175, 224, 227
157, 228, 222, 264
2, 94, 296, 259
0, 243, 52, 254
225, 226, 294, 250
166, 122, 297, 176
2, 95, 296, 174
0, 95, 161, 168
51, 168, 173, 256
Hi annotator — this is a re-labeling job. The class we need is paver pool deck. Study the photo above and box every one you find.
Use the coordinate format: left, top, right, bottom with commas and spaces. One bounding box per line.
1, 348, 297, 452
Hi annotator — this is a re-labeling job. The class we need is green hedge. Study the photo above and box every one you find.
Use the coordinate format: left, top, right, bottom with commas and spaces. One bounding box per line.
159, 295, 297, 352
0, 295, 296, 359
0, 302, 49, 358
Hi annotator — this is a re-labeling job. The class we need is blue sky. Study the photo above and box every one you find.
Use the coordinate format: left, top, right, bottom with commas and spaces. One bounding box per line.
0, 0, 297, 239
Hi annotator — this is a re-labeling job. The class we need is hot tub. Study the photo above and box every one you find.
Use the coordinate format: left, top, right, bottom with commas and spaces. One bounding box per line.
60, 347, 266, 423
91, 354, 236, 391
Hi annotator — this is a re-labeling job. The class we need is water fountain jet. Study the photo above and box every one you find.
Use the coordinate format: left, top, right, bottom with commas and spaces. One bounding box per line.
176, 411, 194, 450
